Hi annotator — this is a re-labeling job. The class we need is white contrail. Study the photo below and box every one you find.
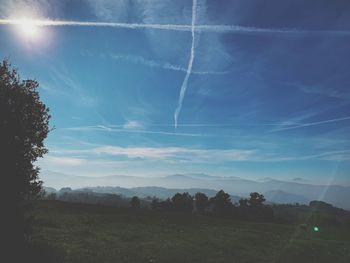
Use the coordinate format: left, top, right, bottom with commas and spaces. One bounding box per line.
111, 54, 229, 75
174, 0, 198, 128
195, 25, 350, 36
272, 116, 350, 132
0, 19, 191, 31
1, 18, 350, 35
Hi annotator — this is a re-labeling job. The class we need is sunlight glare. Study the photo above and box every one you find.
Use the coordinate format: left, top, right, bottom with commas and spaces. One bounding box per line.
17, 18, 40, 39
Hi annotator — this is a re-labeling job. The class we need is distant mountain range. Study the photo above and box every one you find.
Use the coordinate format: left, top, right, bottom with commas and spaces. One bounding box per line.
41, 170, 350, 210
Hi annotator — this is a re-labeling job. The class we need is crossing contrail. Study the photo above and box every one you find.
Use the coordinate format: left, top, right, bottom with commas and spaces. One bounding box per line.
2, 16, 350, 128
1, 19, 350, 35
174, 0, 198, 128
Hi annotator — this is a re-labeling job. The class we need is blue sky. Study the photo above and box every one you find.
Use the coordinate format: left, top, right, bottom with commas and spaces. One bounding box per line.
1, 0, 350, 185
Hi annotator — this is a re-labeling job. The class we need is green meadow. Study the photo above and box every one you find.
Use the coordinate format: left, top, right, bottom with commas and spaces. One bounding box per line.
31, 200, 350, 263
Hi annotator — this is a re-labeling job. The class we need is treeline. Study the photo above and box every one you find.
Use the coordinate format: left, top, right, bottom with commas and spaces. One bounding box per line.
150, 190, 274, 222
43, 188, 350, 226
44, 187, 149, 208
272, 201, 350, 226
149, 191, 350, 225
43, 188, 273, 221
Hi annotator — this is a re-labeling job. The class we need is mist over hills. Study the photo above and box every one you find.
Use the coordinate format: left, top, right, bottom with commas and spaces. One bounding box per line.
41, 170, 350, 210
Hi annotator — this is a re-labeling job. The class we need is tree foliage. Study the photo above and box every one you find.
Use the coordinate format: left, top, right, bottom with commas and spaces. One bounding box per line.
194, 192, 209, 214
151, 198, 173, 211
0, 59, 50, 252
1, 59, 50, 199
248, 192, 266, 207
210, 190, 233, 215
239, 198, 249, 207
171, 192, 193, 212
131, 196, 141, 209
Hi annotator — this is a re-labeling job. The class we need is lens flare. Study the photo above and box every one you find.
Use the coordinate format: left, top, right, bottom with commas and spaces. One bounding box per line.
17, 18, 40, 39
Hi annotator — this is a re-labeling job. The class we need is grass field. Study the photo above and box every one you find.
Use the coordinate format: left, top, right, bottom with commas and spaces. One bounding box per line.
31, 200, 350, 263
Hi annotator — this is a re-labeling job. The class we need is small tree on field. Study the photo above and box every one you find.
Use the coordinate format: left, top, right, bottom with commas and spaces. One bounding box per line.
131, 196, 141, 209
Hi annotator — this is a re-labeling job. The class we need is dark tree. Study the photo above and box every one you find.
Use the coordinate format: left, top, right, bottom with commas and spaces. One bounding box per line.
171, 192, 193, 212
248, 192, 266, 207
46, 193, 57, 200
239, 198, 249, 208
194, 192, 209, 214
151, 198, 160, 210
210, 190, 233, 215
131, 196, 141, 209
1, 60, 50, 256
309, 200, 334, 211
151, 198, 173, 211
58, 187, 73, 195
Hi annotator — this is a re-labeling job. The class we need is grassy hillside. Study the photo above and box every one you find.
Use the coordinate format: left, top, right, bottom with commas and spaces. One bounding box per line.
31, 200, 350, 263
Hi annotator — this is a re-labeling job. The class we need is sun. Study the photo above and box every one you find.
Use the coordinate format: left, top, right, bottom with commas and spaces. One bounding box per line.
17, 18, 40, 39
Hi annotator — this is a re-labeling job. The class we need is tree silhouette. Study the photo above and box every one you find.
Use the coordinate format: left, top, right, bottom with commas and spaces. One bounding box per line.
131, 196, 141, 209
210, 190, 233, 215
239, 198, 249, 208
1, 60, 50, 257
171, 192, 193, 212
151, 198, 173, 211
194, 192, 209, 214
248, 192, 266, 207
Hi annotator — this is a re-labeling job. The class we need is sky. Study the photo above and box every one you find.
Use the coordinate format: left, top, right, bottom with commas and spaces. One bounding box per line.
1, 0, 350, 185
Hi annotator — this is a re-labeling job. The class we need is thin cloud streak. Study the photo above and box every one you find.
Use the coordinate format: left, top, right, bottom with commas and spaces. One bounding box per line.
174, 0, 197, 128
111, 54, 229, 75
1, 19, 350, 35
48, 145, 350, 163
51, 145, 258, 162
60, 125, 208, 137
272, 116, 350, 132
148, 123, 305, 127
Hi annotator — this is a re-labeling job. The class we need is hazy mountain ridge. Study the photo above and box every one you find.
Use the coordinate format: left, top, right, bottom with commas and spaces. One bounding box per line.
41, 170, 350, 210
263, 190, 310, 205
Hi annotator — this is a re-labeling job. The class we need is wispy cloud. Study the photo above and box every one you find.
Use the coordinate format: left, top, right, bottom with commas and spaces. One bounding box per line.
174, 0, 198, 128
271, 116, 350, 132
41, 156, 86, 166
111, 53, 229, 75
37, 155, 130, 172
281, 149, 350, 162
0, 0, 57, 19
51, 145, 257, 162
48, 144, 350, 164
49, 66, 96, 107
298, 84, 350, 101
123, 120, 143, 129
61, 125, 207, 137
